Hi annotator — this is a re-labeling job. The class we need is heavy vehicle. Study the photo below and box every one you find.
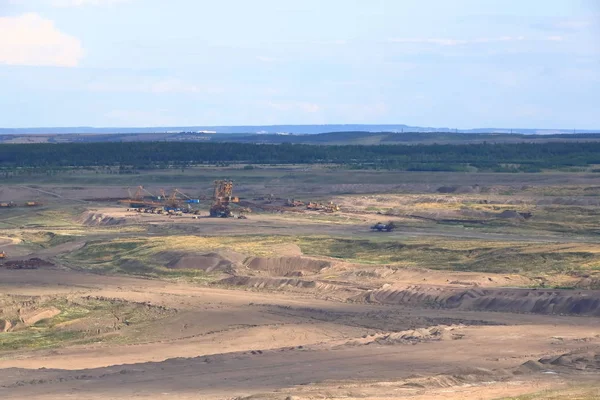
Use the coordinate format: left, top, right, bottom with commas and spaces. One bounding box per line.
307, 201, 340, 213
370, 221, 397, 232
210, 180, 238, 217
285, 198, 305, 207
324, 202, 340, 213
160, 189, 201, 213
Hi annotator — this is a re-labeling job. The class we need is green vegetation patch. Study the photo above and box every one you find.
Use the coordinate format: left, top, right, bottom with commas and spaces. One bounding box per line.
60, 233, 600, 279
0, 330, 85, 351
298, 236, 600, 275
496, 385, 600, 400
21, 231, 77, 249
0, 296, 174, 352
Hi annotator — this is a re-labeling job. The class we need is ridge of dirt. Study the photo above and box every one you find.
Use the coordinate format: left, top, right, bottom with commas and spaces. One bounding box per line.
358, 285, 600, 316
539, 349, 600, 371
218, 276, 365, 301
342, 324, 467, 347
0, 258, 55, 270
18, 307, 61, 327
245, 256, 330, 276
161, 250, 246, 273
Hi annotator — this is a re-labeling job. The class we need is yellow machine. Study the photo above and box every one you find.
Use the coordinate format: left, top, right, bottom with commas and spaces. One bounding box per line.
210, 180, 238, 217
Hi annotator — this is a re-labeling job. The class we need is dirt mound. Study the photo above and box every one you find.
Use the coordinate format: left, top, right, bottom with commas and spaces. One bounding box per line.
1, 258, 55, 270
576, 277, 600, 290
164, 250, 245, 272
167, 254, 233, 272
19, 307, 61, 326
437, 185, 481, 194
359, 285, 600, 316
518, 360, 548, 373
539, 350, 600, 371
0, 319, 12, 332
245, 256, 330, 276
497, 210, 525, 220
345, 325, 466, 347
219, 276, 318, 290
79, 211, 126, 226
218, 276, 362, 300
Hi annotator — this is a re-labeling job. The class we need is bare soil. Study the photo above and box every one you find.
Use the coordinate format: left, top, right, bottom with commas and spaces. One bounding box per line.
1, 178, 600, 399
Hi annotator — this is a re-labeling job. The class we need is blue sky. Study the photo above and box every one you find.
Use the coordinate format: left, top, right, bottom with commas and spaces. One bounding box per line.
0, 0, 598, 128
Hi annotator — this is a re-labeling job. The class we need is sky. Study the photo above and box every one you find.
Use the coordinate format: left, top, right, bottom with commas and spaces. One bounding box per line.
0, 0, 599, 129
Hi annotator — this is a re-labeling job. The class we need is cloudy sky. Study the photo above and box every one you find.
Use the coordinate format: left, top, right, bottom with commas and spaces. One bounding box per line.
0, 0, 598, 128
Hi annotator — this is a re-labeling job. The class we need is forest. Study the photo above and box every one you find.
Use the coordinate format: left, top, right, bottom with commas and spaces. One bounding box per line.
1, 141, 600, 172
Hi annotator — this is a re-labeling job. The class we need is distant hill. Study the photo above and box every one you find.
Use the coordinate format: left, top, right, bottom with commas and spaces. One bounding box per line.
2, 130, 600, 145
0, 124, 597, 135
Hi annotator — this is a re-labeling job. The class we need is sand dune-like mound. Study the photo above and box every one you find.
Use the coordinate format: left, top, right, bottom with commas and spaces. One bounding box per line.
79, 211, 126, 226
344, 324, 466, 347
19, 307, 61, 326
245, 256, 330, 276
539, 350, 600, 370
0, 319, 12, 332
163, 250, 245, 273
220, 276, 319, 289
360, 285, 600, 316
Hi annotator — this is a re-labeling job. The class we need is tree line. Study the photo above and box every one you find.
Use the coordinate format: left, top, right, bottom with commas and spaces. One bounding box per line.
1, 141, 600, 172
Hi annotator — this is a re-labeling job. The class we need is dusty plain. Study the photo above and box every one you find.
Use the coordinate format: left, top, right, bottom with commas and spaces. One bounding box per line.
1, 166, 600, 399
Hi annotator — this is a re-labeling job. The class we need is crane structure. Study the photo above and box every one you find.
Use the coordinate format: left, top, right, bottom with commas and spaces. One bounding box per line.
119, 186, 162, 208
160, 189, 200, 211
210, 180, 239, 217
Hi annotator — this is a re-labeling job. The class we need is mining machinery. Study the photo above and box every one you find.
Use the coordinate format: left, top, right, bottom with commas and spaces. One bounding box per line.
370, 221, 397, 232
306, 201, 340, 213
119, 186, 162, 208
210, 180, 239, 217
285, 198, 305, 207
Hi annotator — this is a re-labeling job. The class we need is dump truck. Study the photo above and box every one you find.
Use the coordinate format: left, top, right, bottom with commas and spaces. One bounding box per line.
370, 221, 397, 232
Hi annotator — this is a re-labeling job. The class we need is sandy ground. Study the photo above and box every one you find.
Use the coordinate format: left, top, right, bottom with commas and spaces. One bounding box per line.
1, 268, 599, 399
2, 183, 600, 399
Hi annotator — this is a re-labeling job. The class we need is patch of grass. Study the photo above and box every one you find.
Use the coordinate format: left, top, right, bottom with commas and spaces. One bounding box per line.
21, 231, 77, 249
0, 296, 175, 352
0, 330, 85, 351
495, 385, 600, 400
298, 236, 600, 275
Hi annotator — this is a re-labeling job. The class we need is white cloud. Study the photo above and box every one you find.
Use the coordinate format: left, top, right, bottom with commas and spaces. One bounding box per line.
0, 13, 83, 67
388, 36, 532, 46
546, 35, 563, 42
